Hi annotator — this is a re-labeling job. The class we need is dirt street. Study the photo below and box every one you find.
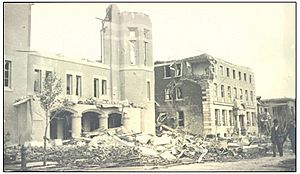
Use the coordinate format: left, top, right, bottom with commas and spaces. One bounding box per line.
93, 151, 296, 171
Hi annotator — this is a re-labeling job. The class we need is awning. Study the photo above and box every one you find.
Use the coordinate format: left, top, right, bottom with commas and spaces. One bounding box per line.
13, 98, 30, 107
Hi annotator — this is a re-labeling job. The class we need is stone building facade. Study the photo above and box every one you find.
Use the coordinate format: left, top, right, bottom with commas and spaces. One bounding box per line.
155, 54, 258, 137
4, 4, 155, 145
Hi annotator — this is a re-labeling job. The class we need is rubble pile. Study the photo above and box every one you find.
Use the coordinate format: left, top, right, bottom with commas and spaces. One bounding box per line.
4, 126, 273, 169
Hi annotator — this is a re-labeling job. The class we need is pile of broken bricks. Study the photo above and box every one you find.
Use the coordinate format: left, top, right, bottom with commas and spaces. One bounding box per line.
4, 127, 272, 169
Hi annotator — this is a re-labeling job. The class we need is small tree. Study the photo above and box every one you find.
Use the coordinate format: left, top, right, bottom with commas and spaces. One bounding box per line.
37, 72, 62, 166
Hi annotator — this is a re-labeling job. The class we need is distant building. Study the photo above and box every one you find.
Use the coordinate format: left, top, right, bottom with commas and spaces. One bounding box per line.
257, 97, 295, 134
155, 54, 258, 137
4, 4, 155, 145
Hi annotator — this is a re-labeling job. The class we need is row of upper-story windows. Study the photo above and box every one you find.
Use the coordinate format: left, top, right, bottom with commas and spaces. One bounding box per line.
32, 68, 108, 98
219, 65, 253, 83
163, 63, 182, 78
214, 83, 254, 102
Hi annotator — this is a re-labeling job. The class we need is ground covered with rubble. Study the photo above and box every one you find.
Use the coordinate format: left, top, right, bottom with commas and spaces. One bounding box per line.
4, 127, 281, 171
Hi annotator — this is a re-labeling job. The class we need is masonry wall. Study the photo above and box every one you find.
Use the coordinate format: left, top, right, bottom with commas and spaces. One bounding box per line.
155, 64, 204, 135
4, 3, 31, 144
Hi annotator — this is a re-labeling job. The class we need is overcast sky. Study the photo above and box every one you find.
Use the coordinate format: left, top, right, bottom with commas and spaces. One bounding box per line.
30, 3, 295, 99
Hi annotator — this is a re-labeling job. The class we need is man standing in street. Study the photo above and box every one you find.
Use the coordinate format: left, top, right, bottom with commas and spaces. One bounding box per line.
271, 119, 284, 157
287, 120, 296, 154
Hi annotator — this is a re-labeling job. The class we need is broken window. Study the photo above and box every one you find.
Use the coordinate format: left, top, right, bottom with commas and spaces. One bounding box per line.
229, 110, 233, 126
226, 68, 230, 77
165, 88, 172, 100
247, 112, 250, 126
244, 73, 247, 81
249, 75, 252, 83
144, 42, 148, 66
76, 75, 82, 96
238, 71, 241, 80
233, 70, 236, 79
221, 85, 225, 98
102, 79, 107, 95
178, 111, 184, 127
45, 71, 52, 79
108, 113, 122, 128
240, 89, 243, 100
175, 87, 183, 99
175, 63, 182, 76
251, 112, 256, 126
147, 81, 151, 101
164, 65, 171, 78
214, 83, 218, 96
234, 87, 237, 99
227, 86, 231, 99
94, 78, 99, 97
129, 40, 136, 65
222, 110, 227, 126
66, 74, 73, 95
215, 109, 220, 126
4, 60, 11, 88
34, 69, 42, 93
250, 91, 253, 102
219, 65, 223, 75
245, 90, 248, 101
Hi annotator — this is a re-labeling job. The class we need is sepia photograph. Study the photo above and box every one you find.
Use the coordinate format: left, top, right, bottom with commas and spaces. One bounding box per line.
3, 2, 296, 171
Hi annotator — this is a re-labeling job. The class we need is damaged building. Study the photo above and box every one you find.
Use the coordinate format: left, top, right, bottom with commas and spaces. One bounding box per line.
4, 4, 155, 145
155, 54, 258, 137
257, 97, 295, 135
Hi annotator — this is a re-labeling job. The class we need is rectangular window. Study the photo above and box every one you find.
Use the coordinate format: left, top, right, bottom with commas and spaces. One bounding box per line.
66, 74, 73, 95
245, 90, 248, 101
222, 110, 227, 126
251, 112, 256, 126
250, 91, 253, 102
147, 81, 150, 100
226, 68, 230, 77
34, 69, 42, 93
233, 70, 236, 79
178, 111, 184, 127
164, 65, 171, 78
4, 60, 12, 88
144, 29, 149, 39
214, 83, 218, 96
240, 89, 243, 100
215, 109, 220, 126
129, 40, 136, 65
102, 79, 107, 95
144, 42, 148, 66
234, 87, 237, 99
94, 78, 99, 97
238, 71, 241, 80
227, 86, 231, 99
129, 28, 136, 37
219, 65, 223, 75
229, 110, 233, 126
165, 88, 172, 100
221, 85, 225, 98
175, 63, 182, 76
176, 87, 183, 99
76, 75, 82, 96
249, 75, 252, 83
244, 73, 247, 81
247, 112, 250, 126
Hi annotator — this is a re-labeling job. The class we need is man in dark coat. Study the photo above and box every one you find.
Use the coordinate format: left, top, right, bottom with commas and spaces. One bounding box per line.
271, 119, 284, 157
287, 120, 296, 154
